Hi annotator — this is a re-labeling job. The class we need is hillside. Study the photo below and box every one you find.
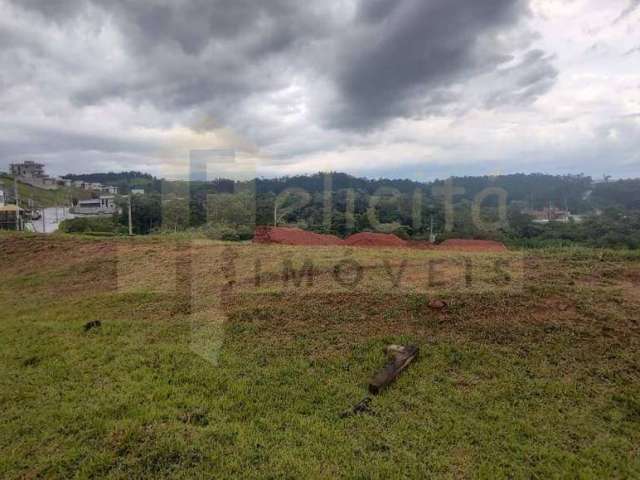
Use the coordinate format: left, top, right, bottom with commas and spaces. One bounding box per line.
0, 175, 90, 208
48, 171, 640, 249
1, 233, 639, 477
63, 171, 161, 195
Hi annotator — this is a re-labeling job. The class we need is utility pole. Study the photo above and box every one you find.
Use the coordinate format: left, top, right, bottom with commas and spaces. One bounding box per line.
128, 192, 133, 235
13, 176, 20, 231
429, 214, 435, 244
273, 203, 277, 227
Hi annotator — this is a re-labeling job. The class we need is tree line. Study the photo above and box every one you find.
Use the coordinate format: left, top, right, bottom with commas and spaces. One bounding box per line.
59, 171, 640, 249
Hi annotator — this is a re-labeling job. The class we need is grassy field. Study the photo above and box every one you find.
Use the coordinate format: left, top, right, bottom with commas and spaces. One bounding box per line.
1, 233, 639, 478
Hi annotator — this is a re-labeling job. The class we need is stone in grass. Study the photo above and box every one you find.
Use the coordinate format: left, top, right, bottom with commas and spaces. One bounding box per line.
340, 397, 373, 419
83, 320, 102, 332
23, 356, 41, 367
428, 299, 448, 310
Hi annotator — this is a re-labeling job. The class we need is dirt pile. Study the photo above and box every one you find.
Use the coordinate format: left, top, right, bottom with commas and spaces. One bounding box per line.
344, 232, 408, 247
436, 239, 507, 252
253, 227, 508, 251
254, 228, 407, 247
405, 241, 436, 250
253, 226, 345, 246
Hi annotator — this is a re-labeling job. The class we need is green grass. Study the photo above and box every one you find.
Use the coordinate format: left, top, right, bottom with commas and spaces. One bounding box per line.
1, 234, 639, 478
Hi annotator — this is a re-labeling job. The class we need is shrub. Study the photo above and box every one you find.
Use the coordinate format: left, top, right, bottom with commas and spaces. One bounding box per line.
60, 216, 122, 234
202, 224, 254, 241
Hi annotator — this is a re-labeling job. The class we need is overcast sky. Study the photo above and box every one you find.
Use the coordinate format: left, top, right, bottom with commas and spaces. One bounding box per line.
1, 0, 639, 180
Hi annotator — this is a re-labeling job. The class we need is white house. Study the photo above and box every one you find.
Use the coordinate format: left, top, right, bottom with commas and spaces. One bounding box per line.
72, 196, 118, 215
101, 185, 119, 195
0, 189, 5, 207
131, 188, 145, 195
525, 206, 571, 224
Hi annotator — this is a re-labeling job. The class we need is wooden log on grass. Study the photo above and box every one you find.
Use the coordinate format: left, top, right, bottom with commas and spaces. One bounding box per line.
368, 345, 419, 395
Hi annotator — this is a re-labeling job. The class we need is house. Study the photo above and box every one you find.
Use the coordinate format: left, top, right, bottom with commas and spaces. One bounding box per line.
101, 185, 119, 195
71, 196, 118, 215
10, 161, 61, 190
42, 177, 58, 187
525, 206, 571, 224
131, 188, 145, 195
0, 189, 5, 207
65, 180, 117, 193
76, 181, 98, 191
10, 161, 45, 178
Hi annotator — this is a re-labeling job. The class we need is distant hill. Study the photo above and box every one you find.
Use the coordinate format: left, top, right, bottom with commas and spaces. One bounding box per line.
29, 170, 640, 247
63, 171, 153, 183
250, 172, 595, 212
63, 171, 161, 194
57, 170, 640, 212
0, 174, 90, 208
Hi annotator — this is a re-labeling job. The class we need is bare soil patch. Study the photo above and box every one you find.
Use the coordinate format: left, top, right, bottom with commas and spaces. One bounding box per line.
253, 227, 345, 246
344, 232, 408, 247
435, 239, 508, 252
253, 227, 508, 252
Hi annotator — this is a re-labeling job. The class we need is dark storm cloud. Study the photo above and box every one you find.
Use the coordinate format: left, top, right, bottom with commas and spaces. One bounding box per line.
3, 0, 581, 178
329, 0, 534, 129
0, 23, 41, 52
0, 122, 153, 157
11, 0, 337, 116
15, 0, 327, 55
483, 49, 558, 109
10, 0, 540, 132
16, 0, 87, 22
92, 0, 328, 57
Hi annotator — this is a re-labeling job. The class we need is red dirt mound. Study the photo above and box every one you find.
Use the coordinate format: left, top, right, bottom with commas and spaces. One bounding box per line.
344, 232, 408, 247
253, 226, 345, 246
406, 241, 436, 250
436, 239, 507, 252
253, 227, 507, 252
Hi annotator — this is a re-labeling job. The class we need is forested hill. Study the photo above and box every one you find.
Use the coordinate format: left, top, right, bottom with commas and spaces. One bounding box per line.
62, 170, 640, 210
251, 172, 596, 211
63, 171, 153, 183
63, 171, 162, 193
59, 170, 640, 247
